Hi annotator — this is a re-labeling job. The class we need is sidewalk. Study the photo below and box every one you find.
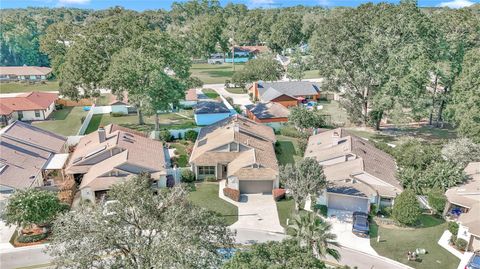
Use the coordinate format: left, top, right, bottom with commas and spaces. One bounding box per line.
0, 221, 15, 251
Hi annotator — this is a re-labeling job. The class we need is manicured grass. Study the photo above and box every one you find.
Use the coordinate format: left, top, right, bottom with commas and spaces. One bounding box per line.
191, 63, 245, 84
225, 87, 246, 94
0, 81, 59, 93
275, 135, 303, 165
202, 88, 220, 99
303, 69, 321, 79
33, 106, 87, 136
370, 215, 460, 269
85, 111, 196, 134
187, 182, 238, 225
276, 198, 296, 228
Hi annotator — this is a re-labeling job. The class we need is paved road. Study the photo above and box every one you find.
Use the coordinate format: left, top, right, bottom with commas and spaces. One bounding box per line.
0, 245, 51, 269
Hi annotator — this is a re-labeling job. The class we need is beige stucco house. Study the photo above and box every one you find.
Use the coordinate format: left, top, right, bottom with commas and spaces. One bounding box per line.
189, 115, 279, 194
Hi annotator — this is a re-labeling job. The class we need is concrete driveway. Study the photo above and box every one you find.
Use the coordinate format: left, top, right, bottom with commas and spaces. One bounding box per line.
202, 83, 252, 108
327, 209, 378, 256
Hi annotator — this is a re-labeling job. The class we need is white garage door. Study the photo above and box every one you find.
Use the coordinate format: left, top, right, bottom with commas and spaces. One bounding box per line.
239, 180, 273, 194
328, 194, 369, 213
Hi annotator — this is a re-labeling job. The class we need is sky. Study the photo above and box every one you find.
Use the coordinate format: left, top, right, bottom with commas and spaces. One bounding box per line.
0, 0, 478, 10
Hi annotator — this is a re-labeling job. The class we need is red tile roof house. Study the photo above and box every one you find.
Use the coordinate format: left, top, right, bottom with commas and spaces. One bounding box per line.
0, 66, 52, 82
0, 92, 58, 125
0, 121, 67, 195
305, 128, 402, 214
65, 124, 168, 202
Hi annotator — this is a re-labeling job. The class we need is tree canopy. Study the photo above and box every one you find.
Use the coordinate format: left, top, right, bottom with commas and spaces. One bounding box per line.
47, 175, 234, 268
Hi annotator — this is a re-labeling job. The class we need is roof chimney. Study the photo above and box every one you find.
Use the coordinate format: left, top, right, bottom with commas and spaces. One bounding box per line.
98, 126, 106, 143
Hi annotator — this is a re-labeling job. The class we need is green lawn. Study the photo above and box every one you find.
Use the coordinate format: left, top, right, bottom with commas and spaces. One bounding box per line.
317, 100, 350, 127
371, 215, 459, 269
187, 183, 238, 225
303, 69, 321, 79
275, 135, 303, 165
85, 111, 196, 134
33, 106, 87, 136
225, 87, 246, 94
191, 63, 245, 84
202, 88, 220, 99
276, 198, 296, 228
170, 141, 191, 167
0, 81, 59, 93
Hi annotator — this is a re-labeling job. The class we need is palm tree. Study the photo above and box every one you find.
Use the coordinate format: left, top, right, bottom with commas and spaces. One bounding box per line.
288, 211, 341, 261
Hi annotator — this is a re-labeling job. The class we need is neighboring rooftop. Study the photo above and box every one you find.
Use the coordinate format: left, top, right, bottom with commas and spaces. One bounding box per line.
0, 121, 66, 189
194, 101, 230, 114
0, 66, 52, 76
246, 102, 290, 119
256, 81, 321, 101
185, 89, 198, 102
233, 45, 269, 54
0, 92, 58, 115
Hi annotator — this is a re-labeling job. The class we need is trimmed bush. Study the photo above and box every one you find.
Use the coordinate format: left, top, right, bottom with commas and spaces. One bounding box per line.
280, 125, 303, 138
223, 188, 240, 202
181, 169, 195, 183
313, 204, 328, 217
205, 176, 217, 182
428, 189, 447, 214
110, 112, 125, 117
272, 188, 286, 201
55, 104, 64, 110
158, 130, 173, 142
17, 232, 48, 243
448, 221, 459, 236
392, 190, 422, 226
380, 206, 393, 217
185, 130, 198, 142
455, 238, 468, 251
450, 234, 457, 245
298, 138, 308, 156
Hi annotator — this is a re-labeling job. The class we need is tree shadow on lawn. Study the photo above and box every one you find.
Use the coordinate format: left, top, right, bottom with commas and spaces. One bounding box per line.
203, 70, 235, 77
51, 106, 73, 120
275, 140, 297, 165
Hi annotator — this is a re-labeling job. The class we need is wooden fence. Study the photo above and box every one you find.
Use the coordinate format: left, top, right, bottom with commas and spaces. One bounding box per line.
56, 98, 93, 107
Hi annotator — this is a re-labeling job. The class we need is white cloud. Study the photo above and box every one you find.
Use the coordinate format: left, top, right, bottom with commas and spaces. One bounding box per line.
248, 0, 277, 8
318, 0, 332, 6
438, 0, 474, 8
58, 0, 90, 4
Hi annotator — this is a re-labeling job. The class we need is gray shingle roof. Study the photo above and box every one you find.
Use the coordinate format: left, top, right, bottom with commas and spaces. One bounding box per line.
258, 81, 321, 101
246, 102, 290, 119
194, 101, 230, 114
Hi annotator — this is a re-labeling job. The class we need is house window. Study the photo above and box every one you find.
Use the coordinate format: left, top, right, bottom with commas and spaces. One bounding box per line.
198, 166, 215, 175
35, 110, 41, 117
17, 111, 23, 120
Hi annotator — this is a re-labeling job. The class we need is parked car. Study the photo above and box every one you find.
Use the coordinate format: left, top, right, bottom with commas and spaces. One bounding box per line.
352, 211, 369, 237
466, 251, 480, 269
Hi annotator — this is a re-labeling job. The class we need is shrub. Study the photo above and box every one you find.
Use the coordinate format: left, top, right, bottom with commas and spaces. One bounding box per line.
455, 238, 468, 251
313, 204, 328, 217
226, 97, 234, 106
223, 188, 240, 202
392, 190, 422, 226
184, 130, 198, 142
80, 116, 86, 124
224, 80, 231, 88
449, 234, 457, 245
110, 112, 125, 117
448, 221, 459, 236
272, 188, 286, 201
181, 169, 195, 183
55, 104, 64, 110
298, 138, 308, 156
380, 206, 393, 217
428, 189, 447, 214
205, 176, 217, 182
17, 232, 48, 243
158, 130, 173, 142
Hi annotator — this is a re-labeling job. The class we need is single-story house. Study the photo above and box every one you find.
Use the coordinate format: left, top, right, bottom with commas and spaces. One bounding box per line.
180, 89, 198, 108
189, 115, 279, 194
194, 101, 233, 126
245, 102, 290, 124
444, 162, 480, 251
305, 128, 401, 213
0, 92, 58, 125
0, 66, 52, 81
0, 121, 67, 194
65, 124, 168, 202
249, 81, 322, 107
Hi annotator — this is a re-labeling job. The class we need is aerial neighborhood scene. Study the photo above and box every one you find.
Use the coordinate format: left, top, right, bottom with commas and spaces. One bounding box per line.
0, 0, 479, 268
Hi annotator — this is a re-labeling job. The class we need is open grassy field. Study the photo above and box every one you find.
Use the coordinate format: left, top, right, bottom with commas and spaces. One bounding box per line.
32, 106, 87, 136
191, 63, 245, 84
0, 81, 59, 94
85, 111, 196, 134
303, 69, 321, 79
317, 100, 349, 126
371, 215, 459, 269
187, 182, 238, 225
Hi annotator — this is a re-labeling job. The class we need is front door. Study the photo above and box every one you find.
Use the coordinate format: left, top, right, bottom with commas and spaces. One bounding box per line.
221, 165, 228, 179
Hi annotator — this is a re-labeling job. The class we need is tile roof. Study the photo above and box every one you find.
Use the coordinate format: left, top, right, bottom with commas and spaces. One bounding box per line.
0, 92, 58, 115
0, 121, 66, 189
257, 81, 320, 101
305, 128, 401, 195
194, 101, 230, 114
190, 115, 278, 180
446, 162, 480, 235
185, 89, 198, 101
234, 46, 269, 54
246, 102, 291, 120
0, 66, 52, 76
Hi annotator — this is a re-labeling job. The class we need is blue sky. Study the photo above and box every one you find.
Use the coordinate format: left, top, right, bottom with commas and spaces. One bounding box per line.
0, 0, 478, 10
